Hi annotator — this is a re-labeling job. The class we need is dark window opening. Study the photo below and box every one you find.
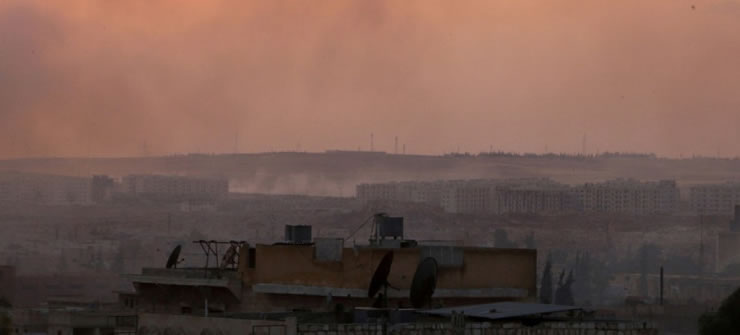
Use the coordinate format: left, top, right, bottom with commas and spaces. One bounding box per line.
248, 247, 256, 268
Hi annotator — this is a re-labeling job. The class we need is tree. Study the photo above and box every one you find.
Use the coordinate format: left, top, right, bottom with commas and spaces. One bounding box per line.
573, 251, 593, 305
540, 257, 553, 304
555, 269, 575, 305
637, 244, 661, 297
699, 286, 740, 334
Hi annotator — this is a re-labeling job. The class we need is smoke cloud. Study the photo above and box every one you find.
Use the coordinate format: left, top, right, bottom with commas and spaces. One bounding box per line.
1, 0, 739, 158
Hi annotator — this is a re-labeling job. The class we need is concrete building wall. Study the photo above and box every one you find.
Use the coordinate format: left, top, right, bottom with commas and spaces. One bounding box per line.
496, 188, 571, 214
246, 245, 537, 299
440, 186, 492, 214
297, 321, 658, 335
690, 183, 740, 215
357, 178, 587, 215
130, 244, 537, 313
716, 232, 740, 272
574, 179, 679, 215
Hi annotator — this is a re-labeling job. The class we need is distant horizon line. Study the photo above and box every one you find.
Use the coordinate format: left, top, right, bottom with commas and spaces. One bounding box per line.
1, 149, 738, 161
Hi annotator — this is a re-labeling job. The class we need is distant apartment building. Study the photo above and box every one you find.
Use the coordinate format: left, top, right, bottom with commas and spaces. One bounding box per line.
358, 178, 575, 215
689, 182, 740, 215
358, 178, 680, 215
440, 181, 494, 214
573, 179, 679, 215
0, 172, 92, 205
356, 182, 399, 202
495, 179, 574, 214
121, 174, 229, 200
356, 180, 446, 205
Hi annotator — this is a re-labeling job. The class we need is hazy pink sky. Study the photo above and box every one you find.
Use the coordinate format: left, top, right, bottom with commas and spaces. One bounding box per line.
1, 0, 739, 158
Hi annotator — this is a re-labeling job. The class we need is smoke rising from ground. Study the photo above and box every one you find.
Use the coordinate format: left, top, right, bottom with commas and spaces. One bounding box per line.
1, 0, 739, 158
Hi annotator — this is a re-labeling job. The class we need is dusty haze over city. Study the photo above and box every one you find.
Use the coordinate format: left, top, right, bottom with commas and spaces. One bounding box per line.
1, 0, 740, 158
3, 2, 740, 334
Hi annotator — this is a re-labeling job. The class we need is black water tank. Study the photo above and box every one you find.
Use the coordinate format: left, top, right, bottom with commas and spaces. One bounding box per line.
285, 225, 312, 243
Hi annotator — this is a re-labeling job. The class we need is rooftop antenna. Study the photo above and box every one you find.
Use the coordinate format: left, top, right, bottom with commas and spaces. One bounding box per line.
345, 213, 382, 244
166, 245, 183, 269
220, 245, 237, 270
368, 251, 395, 308
699, 211, 704, 274
582, 133, 587, 155
410, 257, 438, 309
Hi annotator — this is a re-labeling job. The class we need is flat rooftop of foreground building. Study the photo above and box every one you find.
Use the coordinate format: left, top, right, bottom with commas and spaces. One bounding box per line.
419, 302, 581, 320
252, 283, 528, 299
124, 267, 243, 299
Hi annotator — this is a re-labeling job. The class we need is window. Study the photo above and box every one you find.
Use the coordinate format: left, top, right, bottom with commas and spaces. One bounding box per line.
248, 247, 256, 269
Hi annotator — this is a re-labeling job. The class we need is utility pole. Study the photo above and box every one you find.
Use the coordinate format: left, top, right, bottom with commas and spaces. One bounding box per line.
659, 266, 664, 305
582, 133, 587, 155
370, 133, 374, 152
394, 136, 398, 154
699, 210, 705, 274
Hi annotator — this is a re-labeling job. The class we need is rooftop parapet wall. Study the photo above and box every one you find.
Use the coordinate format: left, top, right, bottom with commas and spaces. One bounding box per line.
298, 321, 658, 335
246, 245, 536, 299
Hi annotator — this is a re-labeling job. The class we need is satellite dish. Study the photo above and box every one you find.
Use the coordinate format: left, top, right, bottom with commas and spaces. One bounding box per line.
410, 257, 438, 309
220, 245, 237, 270
166, 245, 182, 269
368, 251, 394, 299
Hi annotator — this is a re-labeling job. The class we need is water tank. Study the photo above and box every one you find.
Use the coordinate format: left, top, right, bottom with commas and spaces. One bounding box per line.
284, 225, 312, 243
378, 216, 404, 239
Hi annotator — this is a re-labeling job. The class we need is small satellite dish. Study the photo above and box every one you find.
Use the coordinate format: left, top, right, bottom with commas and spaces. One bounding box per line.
166, 245, 182, 269
368, 251, 394, 299
220, 245, 237, 270
410, 257, 438, 309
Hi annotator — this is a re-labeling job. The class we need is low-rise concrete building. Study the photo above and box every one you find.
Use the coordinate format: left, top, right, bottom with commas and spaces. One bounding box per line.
125, 230, 537, 314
